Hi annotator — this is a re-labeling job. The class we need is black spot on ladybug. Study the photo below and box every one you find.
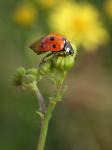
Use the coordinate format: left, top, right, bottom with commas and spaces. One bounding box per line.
50, 36, 55, 41
52, 44, 56, 48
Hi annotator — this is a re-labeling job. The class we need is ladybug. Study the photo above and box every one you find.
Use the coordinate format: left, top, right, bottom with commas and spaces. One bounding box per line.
30, 33, 74, 59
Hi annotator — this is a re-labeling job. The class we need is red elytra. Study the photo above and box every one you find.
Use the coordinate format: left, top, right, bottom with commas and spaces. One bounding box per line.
30, 33, 65, 54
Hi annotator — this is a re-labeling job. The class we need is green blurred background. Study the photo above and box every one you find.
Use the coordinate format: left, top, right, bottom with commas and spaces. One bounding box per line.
0, 0, 112, 150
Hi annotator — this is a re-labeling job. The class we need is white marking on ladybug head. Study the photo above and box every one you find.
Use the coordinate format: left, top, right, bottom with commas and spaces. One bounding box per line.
66, 47, 70, 53
63, 40, 66, 44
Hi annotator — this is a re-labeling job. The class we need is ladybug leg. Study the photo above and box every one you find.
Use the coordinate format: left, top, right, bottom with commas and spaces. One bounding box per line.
42, 52, 54, 62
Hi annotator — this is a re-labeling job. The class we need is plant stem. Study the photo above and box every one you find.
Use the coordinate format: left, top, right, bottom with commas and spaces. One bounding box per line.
36, 81, 63, 150
34, 86, 47, 114
37, 100, 57, 150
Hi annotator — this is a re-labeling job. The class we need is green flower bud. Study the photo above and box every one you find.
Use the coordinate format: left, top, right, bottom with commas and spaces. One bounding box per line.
52, 55, 74, 71
26, 68, 41, 81
14, 67, 26, 86
52, 44, 77, 71
52, 45, 76, 71
21, 74, 37, 91
26, 68, 38, 76
64, 55, 75, 69
22, 74, 36, 85
39, 59, 52, 75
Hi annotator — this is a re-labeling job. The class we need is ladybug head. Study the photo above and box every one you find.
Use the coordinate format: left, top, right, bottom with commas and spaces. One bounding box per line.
64, 40, 74, 55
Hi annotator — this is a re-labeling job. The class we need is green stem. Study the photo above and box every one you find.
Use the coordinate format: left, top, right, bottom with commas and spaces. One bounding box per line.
34, 85, 47, 114
37, 80, 63, 150
37, 100, 57, 150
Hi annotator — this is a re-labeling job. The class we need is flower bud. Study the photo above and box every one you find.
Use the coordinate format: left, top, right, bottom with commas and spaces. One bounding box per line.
27, 68, 42, 82
64, 55, 75, 69
39, 59, 52, 75
14, 67, 26, 86
22, 74, 36, 85
52, 55, 74, 71
52, 44, 77, 71
26, 68, 37, 76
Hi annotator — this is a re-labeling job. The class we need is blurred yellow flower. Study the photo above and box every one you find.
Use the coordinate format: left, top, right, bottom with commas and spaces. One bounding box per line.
49, 2, 109, 51
13, 4, 37, 26
104, 0, 112, 18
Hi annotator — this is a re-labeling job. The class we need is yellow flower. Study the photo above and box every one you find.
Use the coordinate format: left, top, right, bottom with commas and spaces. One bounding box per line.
49, 2, 109, 51
13, 4, 37, 26
104, 0, 112, 19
